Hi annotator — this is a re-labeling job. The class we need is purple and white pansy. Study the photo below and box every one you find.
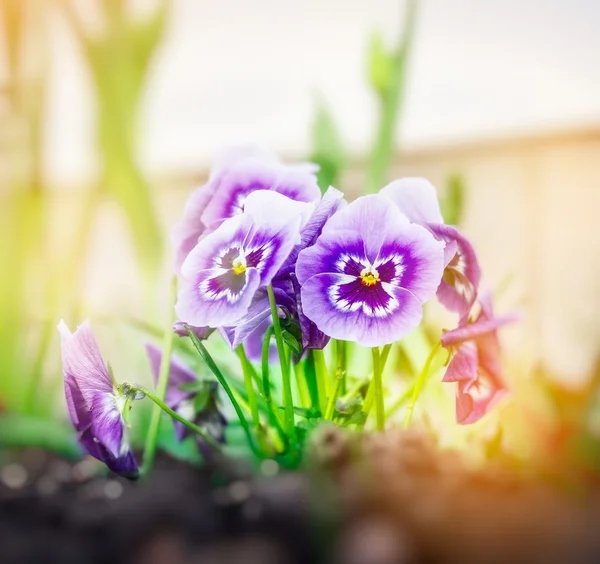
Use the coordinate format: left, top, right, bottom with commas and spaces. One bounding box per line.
58, 321, 138, 477
172, 146, 321, 272
296, 194, 445, 347
175, 190, 313, 328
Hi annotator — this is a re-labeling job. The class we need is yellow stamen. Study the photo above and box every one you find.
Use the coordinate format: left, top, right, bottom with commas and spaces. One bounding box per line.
232, 257, 247, 276
360, 271, 380, 287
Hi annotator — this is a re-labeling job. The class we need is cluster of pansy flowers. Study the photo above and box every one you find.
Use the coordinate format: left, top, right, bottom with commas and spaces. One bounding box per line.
59, 146, 515, 478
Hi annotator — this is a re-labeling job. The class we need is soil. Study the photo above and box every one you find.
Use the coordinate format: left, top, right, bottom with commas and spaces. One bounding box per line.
2, 429, 600, 564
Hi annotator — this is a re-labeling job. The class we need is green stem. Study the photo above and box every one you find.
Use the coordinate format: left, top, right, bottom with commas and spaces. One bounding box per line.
313, 349, 329, 414
267, 284, 295, 436
294, 362, 310, 408
135, 386, 221, 451
261, 326, 287, 444
403, 341, 441, 428
186, 325, 260, 456
324, 340, 346, 420
236, 345, 259, 428
141, 277, 176, 475
372, 347, 385, 431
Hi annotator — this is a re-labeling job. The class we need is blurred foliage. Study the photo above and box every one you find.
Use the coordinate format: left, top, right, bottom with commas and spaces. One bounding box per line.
309, 97, 348, 193
440, 173, 466, 226
60, 0, 169, 281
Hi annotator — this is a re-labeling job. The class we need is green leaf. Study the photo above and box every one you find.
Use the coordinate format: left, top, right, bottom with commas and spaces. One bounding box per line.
287, 406, 322, 419
193, 386, 211, 413
282, 330, 302, 356
178, 381, 205, 393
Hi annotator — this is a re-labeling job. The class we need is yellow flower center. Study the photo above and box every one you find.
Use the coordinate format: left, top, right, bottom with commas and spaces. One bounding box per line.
360, 266, 380, 287
232, 256, 247, 276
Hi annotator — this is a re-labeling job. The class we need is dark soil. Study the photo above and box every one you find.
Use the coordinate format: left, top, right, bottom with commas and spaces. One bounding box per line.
2, 429, 600, 564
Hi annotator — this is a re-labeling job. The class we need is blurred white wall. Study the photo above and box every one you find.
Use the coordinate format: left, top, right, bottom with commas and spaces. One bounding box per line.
45, 0, 600, 184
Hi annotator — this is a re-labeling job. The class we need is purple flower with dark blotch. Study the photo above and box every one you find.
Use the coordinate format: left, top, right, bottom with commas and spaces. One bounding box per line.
380, 178, 481, 321
145, 344, 226, 449
176, 191, 312, 328
441, 294, 516, 424
172, 146, 320, 273
58, 321, 138, 477
296, 195, 445, 347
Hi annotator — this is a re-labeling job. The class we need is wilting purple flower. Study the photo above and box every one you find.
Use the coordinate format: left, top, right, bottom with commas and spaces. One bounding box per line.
172, 146, 320, 272
176, 190, 312, 328
145, 345, 226, 450
441, 294, 515, 424
296, 194, 445, 347
58, 321, 138, 477
380, 178, 481, 322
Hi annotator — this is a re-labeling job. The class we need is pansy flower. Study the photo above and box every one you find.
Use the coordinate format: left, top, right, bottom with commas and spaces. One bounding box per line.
172, 146, 321, 272
58, 321, 138, 477
441, 294, 516, 424
145, 345, 226, 453
296, 194, 445, 347
380, 178, 481, 322
176, 190, 313, 328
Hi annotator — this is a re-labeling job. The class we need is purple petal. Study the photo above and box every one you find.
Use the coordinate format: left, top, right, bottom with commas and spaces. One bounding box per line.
200, 152, 320, 230
380, 178, 444, 225
321, 194, 412, 261
441, 313, 517, 348
276, 186, 346, 280
430, 224, 481, 321
243, 317, 279, 363
145, 344, 198, 410
442, 341, 478, 385
172, 321, 212, 340
90, 392, 125, 460
455, 372, 507, 425
291, 272, 330, 351
58, 320, 114, 408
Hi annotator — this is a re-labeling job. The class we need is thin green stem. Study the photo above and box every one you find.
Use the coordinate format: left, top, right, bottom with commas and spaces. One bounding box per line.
261, 326, 287, 444
294, 362, 310, 408
236, 345, 259, 428
372, 347, 385, 430
141, 277, 176, 475
324, 340, 346, 420
186, 326, 260, 456
135, 386, 221, 451
267, 284, 294, 436
313, 349, 329, 414
403, 341, 441, 428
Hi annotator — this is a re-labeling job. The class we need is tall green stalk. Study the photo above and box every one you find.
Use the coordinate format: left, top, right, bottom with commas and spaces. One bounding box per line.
267, 284, 295, 436
403, 341, 441, 428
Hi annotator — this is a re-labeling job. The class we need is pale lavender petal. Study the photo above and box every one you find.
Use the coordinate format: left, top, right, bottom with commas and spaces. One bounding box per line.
171, 181, 218, 273
244, 317, 278, 363
380, 178, 444, 225
90, 392, 124, 460
321, 195, 411, 261
58, 320, 114, 406
276, 186, 346, 280
201, 154, 319, 229
300, 273, 424, 347
145, 344, 198, 410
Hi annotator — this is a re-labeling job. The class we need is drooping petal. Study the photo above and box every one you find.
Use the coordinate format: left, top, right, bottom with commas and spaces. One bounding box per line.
145, 344, 198, 410
380, 178, 444, 225
291, 272, 330, 351
90, 392, 125, 460
455, 371, 507, 425
58, 320, 114, 406
441, 313, 516, 348
430, 224, 481, 321
172, 321, 213, 340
